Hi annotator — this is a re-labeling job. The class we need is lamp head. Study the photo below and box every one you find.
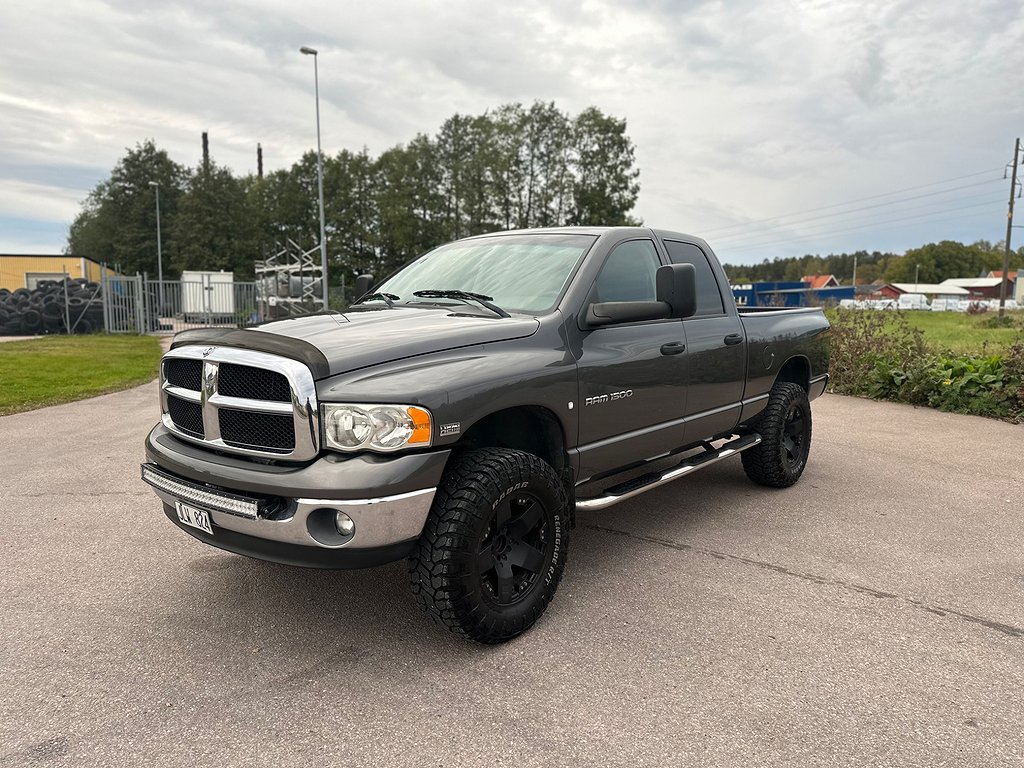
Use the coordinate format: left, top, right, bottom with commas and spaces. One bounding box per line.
299, 46, 317, 55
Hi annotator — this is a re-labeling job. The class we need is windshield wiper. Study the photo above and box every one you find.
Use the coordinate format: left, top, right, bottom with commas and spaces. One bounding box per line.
353, 292, 400, 308
411, 290, 511, 318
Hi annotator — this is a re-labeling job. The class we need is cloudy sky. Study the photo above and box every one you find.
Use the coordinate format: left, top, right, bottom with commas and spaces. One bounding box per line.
2, 0, 1023, 267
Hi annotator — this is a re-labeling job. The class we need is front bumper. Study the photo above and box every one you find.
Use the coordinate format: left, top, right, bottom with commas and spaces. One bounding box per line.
143, 424, 450, 568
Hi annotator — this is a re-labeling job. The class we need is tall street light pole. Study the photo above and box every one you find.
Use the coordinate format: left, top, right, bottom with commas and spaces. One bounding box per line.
148, 181, 164, 312
300, 45, 329, 308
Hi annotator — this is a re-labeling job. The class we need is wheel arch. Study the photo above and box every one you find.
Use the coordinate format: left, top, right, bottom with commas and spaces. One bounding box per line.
774, 355, 810, 392
453, 405, 570, 476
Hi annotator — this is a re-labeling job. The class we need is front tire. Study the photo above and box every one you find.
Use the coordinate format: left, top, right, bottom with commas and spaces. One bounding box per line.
409, 448, 569, 644
741, 381, 812, 488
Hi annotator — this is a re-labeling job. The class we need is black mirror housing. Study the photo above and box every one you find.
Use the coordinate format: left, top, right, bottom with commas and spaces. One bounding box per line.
354, 274, 375, 301
585, 300, 672, 328
656, 263, 697, 318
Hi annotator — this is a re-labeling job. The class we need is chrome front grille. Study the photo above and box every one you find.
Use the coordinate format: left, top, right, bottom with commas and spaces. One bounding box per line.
159, 346, 319, 460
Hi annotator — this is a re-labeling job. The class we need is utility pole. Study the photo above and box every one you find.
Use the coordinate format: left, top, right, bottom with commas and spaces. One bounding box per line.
999, 137, 1020, 319
852, 253, 858, 288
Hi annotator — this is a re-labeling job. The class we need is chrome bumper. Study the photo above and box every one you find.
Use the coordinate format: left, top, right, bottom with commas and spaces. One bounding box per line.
141, 462, 436, 551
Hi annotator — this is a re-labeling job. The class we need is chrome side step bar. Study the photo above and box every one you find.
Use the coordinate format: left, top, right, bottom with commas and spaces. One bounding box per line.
575, 433, 762, 511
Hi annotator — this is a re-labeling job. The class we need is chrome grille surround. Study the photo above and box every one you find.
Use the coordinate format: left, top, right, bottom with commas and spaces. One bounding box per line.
159, 345, 319, 461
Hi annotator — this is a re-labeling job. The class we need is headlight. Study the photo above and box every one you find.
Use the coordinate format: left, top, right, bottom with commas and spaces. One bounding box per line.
322, 403, 432, 453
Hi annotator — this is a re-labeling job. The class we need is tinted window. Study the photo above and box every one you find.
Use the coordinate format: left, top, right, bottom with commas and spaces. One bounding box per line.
664, 241, 725, 316
593, 240, 661, 303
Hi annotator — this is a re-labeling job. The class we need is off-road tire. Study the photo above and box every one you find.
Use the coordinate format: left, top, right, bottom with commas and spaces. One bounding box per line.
409, 448, 570, 644
742, 381, 812, 488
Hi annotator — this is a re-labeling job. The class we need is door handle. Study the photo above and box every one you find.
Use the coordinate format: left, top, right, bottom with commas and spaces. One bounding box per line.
660, 342, 686, 355
724, 333, 743, 345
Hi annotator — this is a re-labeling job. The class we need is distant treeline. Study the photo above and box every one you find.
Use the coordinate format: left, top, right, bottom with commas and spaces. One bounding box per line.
722, 240, 1022, 285
66, 102, 640, 284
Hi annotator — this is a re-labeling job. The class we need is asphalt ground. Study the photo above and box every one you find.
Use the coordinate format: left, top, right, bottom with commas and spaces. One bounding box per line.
1, 384, 1021, 767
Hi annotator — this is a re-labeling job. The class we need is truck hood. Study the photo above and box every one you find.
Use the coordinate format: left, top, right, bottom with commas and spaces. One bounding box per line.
170, 307, 540, 378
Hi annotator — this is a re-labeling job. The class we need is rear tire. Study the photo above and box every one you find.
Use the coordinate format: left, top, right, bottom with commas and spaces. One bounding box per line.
409, 448, 569, 644
742, 381, 812, 488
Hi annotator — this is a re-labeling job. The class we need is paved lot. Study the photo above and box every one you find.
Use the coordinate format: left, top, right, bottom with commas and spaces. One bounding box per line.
1, 386, 1021, 767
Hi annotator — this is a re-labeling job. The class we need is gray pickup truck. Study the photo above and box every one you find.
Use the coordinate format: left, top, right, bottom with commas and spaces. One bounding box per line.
142, 227, 830, 643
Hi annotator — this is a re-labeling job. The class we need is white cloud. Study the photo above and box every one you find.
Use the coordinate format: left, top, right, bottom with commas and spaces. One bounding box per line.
0, 180, 83, 222
1, 0, 1022, 263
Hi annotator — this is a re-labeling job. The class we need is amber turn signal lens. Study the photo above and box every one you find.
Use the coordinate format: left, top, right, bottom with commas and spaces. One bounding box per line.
407, 406, 432, 444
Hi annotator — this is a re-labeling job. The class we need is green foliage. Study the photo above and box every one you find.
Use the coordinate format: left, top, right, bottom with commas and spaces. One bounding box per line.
884, 240, 1006, 283
828, 309, 1024, 422
569, 107, 640, 227
723, 249, 898, 284
67, 140, 186, 276
65, 102, 641, 289
722, 241, 1021, 287
170, 161, 261, 278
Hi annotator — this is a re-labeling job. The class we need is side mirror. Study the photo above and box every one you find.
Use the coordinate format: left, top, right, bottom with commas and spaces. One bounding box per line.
354, 274, 375, 300
656, 263, 697, 318
585, 300, 671, 328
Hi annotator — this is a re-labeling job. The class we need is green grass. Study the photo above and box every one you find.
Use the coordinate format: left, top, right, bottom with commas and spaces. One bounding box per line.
0, 335, 162, 416
897, 311, 1024, 353
828, 309, 1024, 354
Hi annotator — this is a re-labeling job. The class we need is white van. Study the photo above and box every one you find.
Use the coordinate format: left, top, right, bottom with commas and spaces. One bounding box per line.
897, 293, 930, 311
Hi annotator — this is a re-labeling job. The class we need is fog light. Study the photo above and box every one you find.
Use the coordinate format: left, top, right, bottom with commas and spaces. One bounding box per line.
334, 511, 355, 537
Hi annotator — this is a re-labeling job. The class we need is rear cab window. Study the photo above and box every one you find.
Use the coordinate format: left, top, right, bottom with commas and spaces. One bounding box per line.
663, 240, 726, 317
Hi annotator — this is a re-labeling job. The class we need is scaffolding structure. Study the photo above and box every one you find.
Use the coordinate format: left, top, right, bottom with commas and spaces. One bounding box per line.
254, 240, 325, 318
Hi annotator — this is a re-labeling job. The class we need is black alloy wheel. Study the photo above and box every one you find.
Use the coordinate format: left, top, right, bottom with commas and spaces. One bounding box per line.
478, 491, 552, 606
410, 448, 570, 643
741, 381, 813, 488
781, 400, 809, 473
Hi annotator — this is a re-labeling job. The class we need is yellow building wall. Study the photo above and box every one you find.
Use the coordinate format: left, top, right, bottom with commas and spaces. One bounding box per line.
0, 256, 117, 291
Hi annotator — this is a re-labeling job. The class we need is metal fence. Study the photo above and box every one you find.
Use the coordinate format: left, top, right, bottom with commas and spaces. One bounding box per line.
101, 275, 262, 334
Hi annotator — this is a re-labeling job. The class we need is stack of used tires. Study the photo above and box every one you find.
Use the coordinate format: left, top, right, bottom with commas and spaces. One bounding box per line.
0, 279, 106, 335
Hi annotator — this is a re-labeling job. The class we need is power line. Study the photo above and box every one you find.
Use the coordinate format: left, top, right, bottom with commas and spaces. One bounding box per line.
713, 190, 1004, 247
702, 167, 1004, 235
712, 178, 1002, 243
718, 198, 1002, 255
708, 191, 1003, 247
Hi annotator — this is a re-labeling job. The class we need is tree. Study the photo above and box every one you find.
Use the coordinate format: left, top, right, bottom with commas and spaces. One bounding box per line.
259, 152, 322, 251
169, 162, 260, 278
67, 141, 186, 275
569, 107, 640, 226
522, 101, 573, 228
325, 148, 379, 285
374, 137, 446, 278
66, 103, 645, 289
884, 241, 1004, 283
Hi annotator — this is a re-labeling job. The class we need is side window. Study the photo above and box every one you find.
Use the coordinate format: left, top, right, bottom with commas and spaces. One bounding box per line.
664, 241, 725, 316
593, 240, 661, 303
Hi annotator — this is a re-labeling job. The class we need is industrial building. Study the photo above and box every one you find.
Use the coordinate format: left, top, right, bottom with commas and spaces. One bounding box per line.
0, 254, 118, 291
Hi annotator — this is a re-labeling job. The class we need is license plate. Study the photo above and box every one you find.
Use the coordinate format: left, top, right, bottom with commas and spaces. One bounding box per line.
176, 501, 213, 535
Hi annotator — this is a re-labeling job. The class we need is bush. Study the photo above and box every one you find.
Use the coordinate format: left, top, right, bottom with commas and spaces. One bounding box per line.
827, 309, 1023, 422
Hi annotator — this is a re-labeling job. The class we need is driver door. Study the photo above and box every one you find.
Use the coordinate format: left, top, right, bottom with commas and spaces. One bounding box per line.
575, 239, 688, 482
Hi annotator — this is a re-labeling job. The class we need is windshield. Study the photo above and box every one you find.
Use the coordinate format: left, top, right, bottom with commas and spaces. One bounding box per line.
376, 233, 596, 314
